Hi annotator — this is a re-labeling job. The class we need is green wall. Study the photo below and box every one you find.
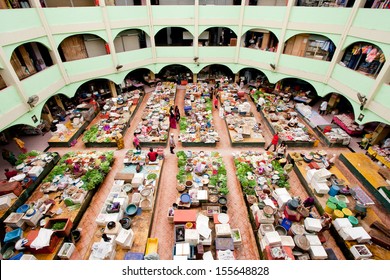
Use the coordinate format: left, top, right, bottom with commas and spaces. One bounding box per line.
43, 7, 104, 26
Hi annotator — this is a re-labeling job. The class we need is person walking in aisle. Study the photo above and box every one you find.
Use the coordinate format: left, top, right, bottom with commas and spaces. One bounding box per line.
175, 106, 180, 123
266, 132, 279, 152
169, 133, 176, 154
213, 97, 218, 109
13, 137, 27, 153
256, 96, 265, 112
319, 100, 328, 115
133, 133, 141, 151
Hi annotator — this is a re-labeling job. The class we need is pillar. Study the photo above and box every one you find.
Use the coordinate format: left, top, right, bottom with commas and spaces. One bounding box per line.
150, 71, 155, 79
54, 95, 65, 111
109, 81, 118, 97
193, 73, 197, 84
234, 73, 240, 83
261, 33, 270, 50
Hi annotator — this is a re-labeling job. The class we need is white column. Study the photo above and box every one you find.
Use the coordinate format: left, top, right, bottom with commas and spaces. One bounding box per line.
364, 61, 390, 108
0, 47, 30, 110
146, 0, 157, 62
100, 0, 119, 70
323, 0, 365, 84
30, 0, 70, 84
234, 0, 246, 63
194, 0, 199, 77
272, 0, 295, 70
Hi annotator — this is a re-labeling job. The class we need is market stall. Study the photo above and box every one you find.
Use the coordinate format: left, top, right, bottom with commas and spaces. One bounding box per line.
366, 145, 390, 168
84, 149, 164, 260
332, 114, 364, 136
179, 83, 219, 147
0, 151, 60, 230
233, 151, 339, 260
295, 103, 351, 147
289, 152, 390, 260
2, 151, 115, 260
219, 86, 265, 147
339, 152, 390, 212
171, 151, 238, 260
260, 98, 316, 147
82, 91, 142, 147
48, 103, 97, 147
134, 82, 176, 147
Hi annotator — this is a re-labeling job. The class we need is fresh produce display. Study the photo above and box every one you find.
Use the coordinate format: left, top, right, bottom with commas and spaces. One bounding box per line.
233, 151, 292, 199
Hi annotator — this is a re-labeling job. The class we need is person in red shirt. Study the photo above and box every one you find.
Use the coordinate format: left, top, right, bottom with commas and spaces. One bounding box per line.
147, 148, 158, 162
266, 132, 279, 152
4, 169, 17, 180
213, 97, 218, 109
133, 133, 141, 150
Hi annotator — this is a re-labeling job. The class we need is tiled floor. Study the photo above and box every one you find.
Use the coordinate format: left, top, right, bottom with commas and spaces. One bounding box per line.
1, 85, 386, 260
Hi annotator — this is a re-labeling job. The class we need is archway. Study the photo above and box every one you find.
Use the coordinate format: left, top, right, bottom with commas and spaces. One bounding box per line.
340, 41, 386, 78
242, 28, 278, 52
10, 42, 53, 80
238, 67, 269, 88
121, 68, 154, 92
58, 34, 108, 62
199, 27, 237, 46
284, 33, 336, 61
154, 27, 194, 46
198, 64, 234, 83
74, 78, 118, 104
275, 77, 318, 105
114, 29, 149, 52
157, 64, 193, 83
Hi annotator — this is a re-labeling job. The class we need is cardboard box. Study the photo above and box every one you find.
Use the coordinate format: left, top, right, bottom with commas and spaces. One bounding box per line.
309, 245, 328, 260
350, 245, 372, 260
215, 224, 232, 237
58, 243, 75, 260
185, 229, 199, 246
332, 218, 352, 231
0, 195, 12, 210
264, 231, 282, 246
4, 212, 25, 229
304, 218, 322, 232
305, 234, 322, 246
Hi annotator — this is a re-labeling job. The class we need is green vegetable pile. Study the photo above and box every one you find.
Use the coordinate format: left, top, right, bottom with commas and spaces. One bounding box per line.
147, 173, 157, 180
82, 125, 98, 143
51, 222, 66, 230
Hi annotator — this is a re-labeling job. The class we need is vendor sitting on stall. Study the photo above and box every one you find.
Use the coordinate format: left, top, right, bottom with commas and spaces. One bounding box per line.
253, 122, 262, 133
302, 197, 315, 210
276, 142, 287, 159
147, 148, 158, 162
288, 115, 298, 127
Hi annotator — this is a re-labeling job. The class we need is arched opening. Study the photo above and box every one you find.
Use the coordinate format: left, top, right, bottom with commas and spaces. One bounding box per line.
74, 78, 119, 105
58, 34, 108, 62
121, 68, 152, 92
198, 64, 234, 84
340, 41, 386, 78
114, 29, 149, 52
274, 77, 318, 105
242, 29, 278, 52
199, 27, 237, 47
238, 67, 269, 88
151, 0, 195, 5
104, 0, 145, 6
10, 42, 53, 80
284, 33, 336, 61
157, 64, 193, 84
154, 27, 193, 46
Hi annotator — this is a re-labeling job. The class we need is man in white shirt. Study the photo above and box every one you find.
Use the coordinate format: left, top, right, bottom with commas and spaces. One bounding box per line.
256, 96, 265, 112
319, 100, 328, 115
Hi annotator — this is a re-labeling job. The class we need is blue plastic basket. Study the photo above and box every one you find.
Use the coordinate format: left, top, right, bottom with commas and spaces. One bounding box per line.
4, 228, 23, 243
281, 218, 292, 231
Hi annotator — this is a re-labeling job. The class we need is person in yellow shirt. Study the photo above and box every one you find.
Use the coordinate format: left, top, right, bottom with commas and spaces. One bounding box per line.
13, 137, 27, 153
